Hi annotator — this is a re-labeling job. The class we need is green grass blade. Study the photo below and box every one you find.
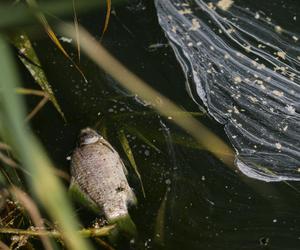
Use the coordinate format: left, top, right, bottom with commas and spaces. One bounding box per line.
101, 0, 111, 39
26, 0, 88, 83
117, 129, 145, 197
0, 35, 93, 250
124, 126, 161, 153
10, 32, 65, 120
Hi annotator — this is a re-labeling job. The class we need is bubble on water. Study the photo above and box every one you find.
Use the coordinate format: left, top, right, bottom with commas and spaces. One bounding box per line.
155, 0, 300, 181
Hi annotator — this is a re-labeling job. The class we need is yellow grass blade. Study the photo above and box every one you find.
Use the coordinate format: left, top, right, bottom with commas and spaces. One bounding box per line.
26, 0, 88, 83
72, 0, 81, 62
25, 96, 49, 122
15, 88, 46, 97
101, 0, 111, 39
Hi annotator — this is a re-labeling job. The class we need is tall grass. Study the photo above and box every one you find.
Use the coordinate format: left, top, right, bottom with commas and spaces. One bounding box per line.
0, 1, 235, 249
0, 1, 115, 249
0, 34, 94, 250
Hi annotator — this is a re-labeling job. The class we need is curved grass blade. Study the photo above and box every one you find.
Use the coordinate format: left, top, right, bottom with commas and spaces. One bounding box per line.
72, 0, 81, 62
117, 129, 145, 197
101, 0, 111, 39
25, 96, 49, 122
0, 35, 93, 250
124, 126, 161, 153
10, 32, 65, 120
26, 0, 88, 83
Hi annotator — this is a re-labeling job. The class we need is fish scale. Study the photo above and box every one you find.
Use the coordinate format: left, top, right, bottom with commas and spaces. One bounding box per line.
70, 128, 136, 222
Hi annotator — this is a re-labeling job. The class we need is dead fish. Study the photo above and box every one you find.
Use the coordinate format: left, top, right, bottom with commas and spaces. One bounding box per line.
70, 127, 137, 234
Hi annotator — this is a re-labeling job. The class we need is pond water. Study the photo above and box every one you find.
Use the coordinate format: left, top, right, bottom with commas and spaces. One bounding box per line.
156, 0, 300, 182
26, 0, 300, 249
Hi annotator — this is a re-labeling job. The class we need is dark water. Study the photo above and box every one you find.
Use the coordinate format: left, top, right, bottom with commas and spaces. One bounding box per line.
23, 0, 300, 249
156, 0, 300, 182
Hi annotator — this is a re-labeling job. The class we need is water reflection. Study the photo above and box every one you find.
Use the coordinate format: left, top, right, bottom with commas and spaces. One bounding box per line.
31, 1, 300, 249
155, 0, 300, 181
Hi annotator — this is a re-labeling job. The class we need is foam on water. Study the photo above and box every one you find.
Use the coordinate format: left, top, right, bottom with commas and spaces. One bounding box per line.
155, 0, 300, 181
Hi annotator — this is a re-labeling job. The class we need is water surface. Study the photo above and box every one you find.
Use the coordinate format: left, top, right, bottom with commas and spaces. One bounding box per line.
27, 1, 300, 249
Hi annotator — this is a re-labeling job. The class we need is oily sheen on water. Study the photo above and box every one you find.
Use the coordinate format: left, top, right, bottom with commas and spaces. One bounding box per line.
155, 0, 300, 181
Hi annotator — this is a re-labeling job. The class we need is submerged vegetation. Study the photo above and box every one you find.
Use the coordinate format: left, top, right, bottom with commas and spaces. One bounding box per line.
1, 0, 299, 249
0, 0, 233, 249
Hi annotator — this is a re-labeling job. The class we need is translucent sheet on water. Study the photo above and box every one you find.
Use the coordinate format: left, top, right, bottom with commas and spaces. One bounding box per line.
155, 0, 300, 181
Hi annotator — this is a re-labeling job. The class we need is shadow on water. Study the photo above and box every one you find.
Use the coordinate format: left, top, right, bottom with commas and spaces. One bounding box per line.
19, 0, 300, 249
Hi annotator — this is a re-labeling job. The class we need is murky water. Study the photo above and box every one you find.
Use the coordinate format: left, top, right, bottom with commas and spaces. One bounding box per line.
155, 0, 300, 182
27, 0, 300, 249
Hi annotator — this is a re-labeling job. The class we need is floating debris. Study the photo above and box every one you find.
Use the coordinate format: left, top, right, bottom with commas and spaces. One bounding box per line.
59, 36, 73, 43
155, 0, 300, 181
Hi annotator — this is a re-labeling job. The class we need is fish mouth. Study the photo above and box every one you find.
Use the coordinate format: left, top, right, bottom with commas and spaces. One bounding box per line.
79, 127, 101, 145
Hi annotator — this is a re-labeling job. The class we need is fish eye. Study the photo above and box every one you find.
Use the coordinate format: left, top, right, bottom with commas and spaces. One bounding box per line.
79, 134, 99, 145
78, 128, 101, 146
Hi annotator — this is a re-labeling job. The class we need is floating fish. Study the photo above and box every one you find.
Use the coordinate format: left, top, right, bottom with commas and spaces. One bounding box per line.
70, 127, 137, 235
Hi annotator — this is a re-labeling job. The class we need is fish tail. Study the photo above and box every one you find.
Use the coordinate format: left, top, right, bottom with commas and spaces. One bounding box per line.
109, 214, 137, 241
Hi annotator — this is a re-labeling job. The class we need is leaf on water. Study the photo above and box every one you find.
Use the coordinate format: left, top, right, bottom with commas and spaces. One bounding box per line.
10, 32, 65, 120
101, 0, 111, 39
117, 129, 145, 197
26, 0, 88, 83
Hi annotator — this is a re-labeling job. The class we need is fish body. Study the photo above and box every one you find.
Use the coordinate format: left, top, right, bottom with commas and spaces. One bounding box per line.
70, 128, 136, 222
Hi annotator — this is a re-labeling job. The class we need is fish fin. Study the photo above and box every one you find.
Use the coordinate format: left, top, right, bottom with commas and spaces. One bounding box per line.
127, 189, 138, 206
99, 138, 116, 153
121, 160, 128, 176
69, 178, 100, 213
108, 214, 137, 242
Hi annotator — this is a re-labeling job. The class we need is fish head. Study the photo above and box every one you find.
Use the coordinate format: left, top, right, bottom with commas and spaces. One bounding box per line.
78, 127, 102, 146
